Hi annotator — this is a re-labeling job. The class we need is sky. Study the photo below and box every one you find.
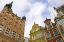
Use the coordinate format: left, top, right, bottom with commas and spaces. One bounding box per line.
0, 0, 64, 38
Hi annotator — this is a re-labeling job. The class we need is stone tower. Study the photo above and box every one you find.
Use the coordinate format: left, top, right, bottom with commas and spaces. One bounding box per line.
0, 1, 26, 42
54, 4, 64, 40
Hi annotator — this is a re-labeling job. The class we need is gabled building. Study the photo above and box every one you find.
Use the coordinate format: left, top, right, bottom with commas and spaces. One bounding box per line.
44, 18, 63, 42
54, 4, 64, 40
0, 1, 26, 42
30, 22, 45, 42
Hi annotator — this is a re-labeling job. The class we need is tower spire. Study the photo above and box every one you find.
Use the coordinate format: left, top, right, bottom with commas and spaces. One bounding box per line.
5, 1, 13, 10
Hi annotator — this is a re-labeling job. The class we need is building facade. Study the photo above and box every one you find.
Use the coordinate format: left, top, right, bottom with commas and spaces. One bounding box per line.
30, 22, 45, 42
54, 4, 64, 40
24, 37, 30, 42
0, 1, 26, 42
44, 18, 63, 42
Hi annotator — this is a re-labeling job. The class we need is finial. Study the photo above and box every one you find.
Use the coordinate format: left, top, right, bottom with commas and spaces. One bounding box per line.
46, 17, 47, 19
53, 7, 57, 10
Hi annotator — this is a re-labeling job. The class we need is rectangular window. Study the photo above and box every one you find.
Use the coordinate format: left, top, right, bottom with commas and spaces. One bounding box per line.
57, 39, 62, 42
38, 33, 42, 38
12, 31, 16, 39
4, 28, 10, 36
0, 25, 3, 32
47, 24, 51, 28
61, 9, 64, 14
18, 34, 21, 42
3, 18, 6, 20
33, 35, 36, 40
46, 32, 51, 38
36, 28, 38, 31
53, 29, 58, 36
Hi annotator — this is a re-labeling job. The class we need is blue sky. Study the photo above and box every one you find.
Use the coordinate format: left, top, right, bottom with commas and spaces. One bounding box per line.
0, 0, 64, 38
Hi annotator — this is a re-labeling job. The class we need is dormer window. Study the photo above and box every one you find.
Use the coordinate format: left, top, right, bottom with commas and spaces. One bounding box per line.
61, 8, 64, 14
36, 28, 38, 31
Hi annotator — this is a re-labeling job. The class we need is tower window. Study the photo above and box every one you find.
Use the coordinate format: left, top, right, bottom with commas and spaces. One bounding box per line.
18, 34, 21, 42
57, 39, 62, 42
53, 29, 58, 36
61, 8, 64, 14
33, 35, 36, 40
4, 28, 10, 36
12, 31, 16, 39
0, 25, 3, 32
3, 18, 6, 20
47, 24, 51, 28
46, 32, 51, 38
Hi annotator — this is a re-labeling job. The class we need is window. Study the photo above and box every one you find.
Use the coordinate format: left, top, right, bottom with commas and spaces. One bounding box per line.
36, 28, 38, 31
33, 35, 36, 40
18, 34, 21, 42
0, 25, 3, 32
46, 32, 51, 38
4, 28, 10, 36
61, 8, 64, 14
33, 30, 35, 32
53, 29, 58, 36
20, 24, 21, 26
38, 32, 42, 38
10, 18, 13, 20
12, 31, 16, 39
3, 18, 6, 20
57, 39, 62, 42
47, 24, 51, 28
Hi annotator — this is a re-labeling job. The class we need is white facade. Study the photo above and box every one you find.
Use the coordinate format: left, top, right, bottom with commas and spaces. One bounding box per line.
54, 4, 64, 40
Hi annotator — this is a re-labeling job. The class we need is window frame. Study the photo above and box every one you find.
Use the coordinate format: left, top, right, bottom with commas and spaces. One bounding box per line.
38, 32, 43, 38
0, 25, 3, 32
36, 28, 38, 31
61, 8, 64, 14
11, 31, 16, 39
4, 28, 10, 36
56, 38, 63, 42
18, 34, 21, 42
53, 29, 59, 36
47, 24, 52, 28
46, 31, 51, 39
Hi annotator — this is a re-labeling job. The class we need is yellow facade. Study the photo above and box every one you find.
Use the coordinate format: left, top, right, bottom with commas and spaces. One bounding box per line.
30, 23, 45, 42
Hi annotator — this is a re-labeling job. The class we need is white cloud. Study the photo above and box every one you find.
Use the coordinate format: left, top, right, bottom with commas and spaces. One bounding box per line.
0, 0, 64, 38
25, 2, 46, 37
47, 0, 64, 6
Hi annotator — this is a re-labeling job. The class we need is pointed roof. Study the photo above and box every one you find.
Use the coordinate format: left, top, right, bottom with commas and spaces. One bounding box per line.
5, 1, 13, 10
44, 18, 51, 23
22, 16, 26, 21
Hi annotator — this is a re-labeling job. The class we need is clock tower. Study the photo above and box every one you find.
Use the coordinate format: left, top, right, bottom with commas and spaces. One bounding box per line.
54, 4, 64, 40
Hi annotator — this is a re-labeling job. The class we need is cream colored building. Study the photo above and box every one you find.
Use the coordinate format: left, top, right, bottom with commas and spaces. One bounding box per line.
54, 4, 64, 40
